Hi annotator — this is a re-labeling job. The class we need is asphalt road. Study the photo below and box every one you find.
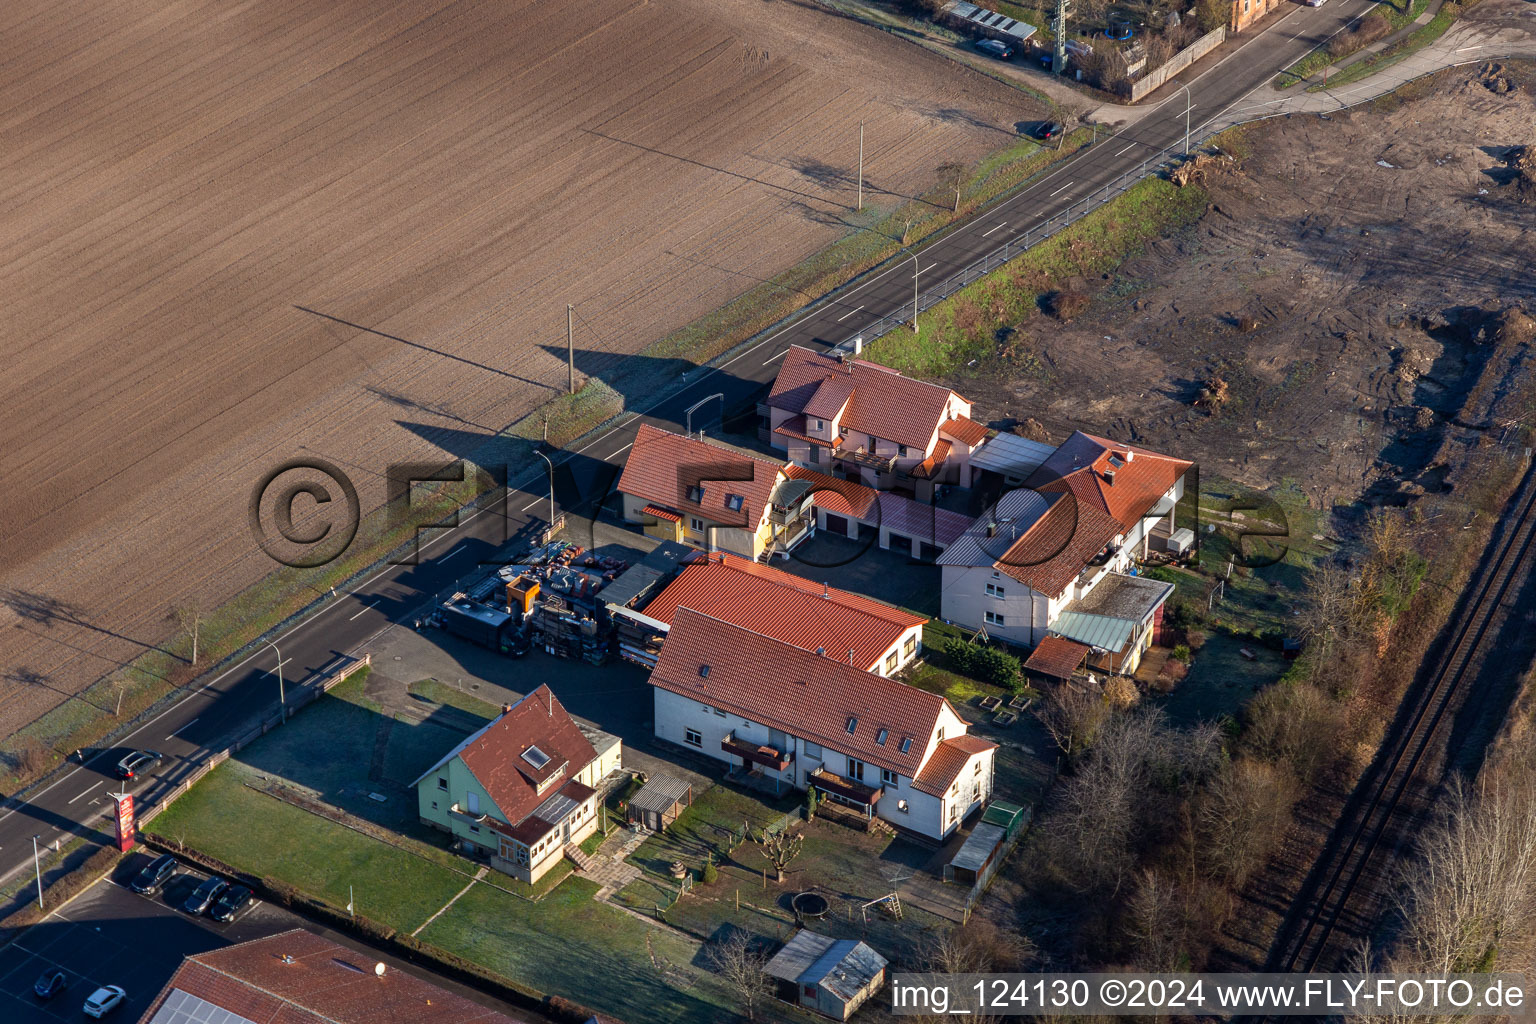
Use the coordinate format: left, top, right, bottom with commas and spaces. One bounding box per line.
0, 0, 1379, 884
0, 853, 540, 1023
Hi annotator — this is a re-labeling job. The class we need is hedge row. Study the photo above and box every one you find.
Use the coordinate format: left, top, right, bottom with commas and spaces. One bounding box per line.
0, 844, 124, 939
943, 637, 1024, 690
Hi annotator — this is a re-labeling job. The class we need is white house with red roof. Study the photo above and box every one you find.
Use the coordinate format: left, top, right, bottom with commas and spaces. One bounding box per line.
639, 551, 928, 676
617, 423, 818, 561
938, 432, 1190, 674
766, 345, 988, 501
650, 608, 997, 841
414, 686, 621, 883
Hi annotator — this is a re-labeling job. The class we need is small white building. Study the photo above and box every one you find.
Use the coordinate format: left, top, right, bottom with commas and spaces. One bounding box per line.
649, 608, 997, 841
937, 431, 1189, 672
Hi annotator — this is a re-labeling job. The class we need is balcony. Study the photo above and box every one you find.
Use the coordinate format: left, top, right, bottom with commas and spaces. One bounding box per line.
832, 445, 895, 473
809, 766, 882, 806
722, 732, 791, 771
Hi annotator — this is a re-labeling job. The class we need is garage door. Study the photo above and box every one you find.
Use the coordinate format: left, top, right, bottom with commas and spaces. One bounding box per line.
825, 514, 850, 536
888, 533, 913, 555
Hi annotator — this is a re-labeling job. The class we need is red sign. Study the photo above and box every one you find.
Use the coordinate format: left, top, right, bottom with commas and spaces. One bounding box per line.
110, 793, 135, 853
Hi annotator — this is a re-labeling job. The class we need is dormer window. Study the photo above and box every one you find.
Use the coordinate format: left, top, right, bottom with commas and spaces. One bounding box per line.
686, 485, 704, 503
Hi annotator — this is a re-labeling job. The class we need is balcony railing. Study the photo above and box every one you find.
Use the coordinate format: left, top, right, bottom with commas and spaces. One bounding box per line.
722, 732, 791, 771
809, 766, 882, 806
832, 445, 895, 473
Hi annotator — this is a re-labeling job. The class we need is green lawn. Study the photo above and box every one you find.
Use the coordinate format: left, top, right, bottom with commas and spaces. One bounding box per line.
1274, 0, 1433, 86
407, 678, 502, 721
626, 783, 800, 883
1310, 1, 1462, 91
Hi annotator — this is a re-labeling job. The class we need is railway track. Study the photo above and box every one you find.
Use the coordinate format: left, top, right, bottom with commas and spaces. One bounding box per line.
1269, 460, 1536, 974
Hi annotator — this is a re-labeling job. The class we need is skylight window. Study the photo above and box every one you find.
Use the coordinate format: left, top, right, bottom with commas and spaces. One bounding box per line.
899, 737, 913, 754
687, 485, 704, 503
699, 665, 710, 678
725, 494, 744, 512
521, 745, 551, 770
845, 716, 857, 734
1108, 454, 1125, 469
876, 728, 888, 746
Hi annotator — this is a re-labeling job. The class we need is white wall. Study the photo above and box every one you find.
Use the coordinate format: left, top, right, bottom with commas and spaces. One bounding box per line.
939, 565, 1050, 647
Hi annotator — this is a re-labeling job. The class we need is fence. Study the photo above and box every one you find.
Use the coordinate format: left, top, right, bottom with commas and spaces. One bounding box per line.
135, 653, 371, 830
960, 806, 1033, 924
1128, 27, 1226, 102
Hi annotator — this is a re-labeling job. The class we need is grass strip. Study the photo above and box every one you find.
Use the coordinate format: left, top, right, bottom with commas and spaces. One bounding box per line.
1273, 0, 1432, 87
1308, 1, 1461, 91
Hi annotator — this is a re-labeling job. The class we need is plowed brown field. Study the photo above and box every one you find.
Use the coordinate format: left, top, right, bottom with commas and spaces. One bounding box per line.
0, 0, 1037, 732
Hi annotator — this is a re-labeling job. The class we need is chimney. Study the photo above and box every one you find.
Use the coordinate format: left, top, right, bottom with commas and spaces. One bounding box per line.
502, 703, 513, 715
835, 352, 846, 364
822, 583, 830, 600
1103, 469, 1115, 484
986, 522, 997, 538
816, 646, 826, 656
847, 648, 855, 666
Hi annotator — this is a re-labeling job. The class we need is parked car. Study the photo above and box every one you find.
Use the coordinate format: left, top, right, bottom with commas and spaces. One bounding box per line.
129, 854, 178, 895
973, 38, 1014, 60
115, 750, 162, 780
1034, 120, 1065, 140
183, 876, 228, 916
82, 985, 126, 1018
33, 969, 67, 1000
1304, 0, 1328, 6
209, 884, 254, 923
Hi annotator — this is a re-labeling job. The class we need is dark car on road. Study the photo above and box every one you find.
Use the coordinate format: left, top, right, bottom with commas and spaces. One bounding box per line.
183, 876, 228, 916
1033, 120, 1065, 140
115, 749, 162, 780
129, 853, 178, 895
33, 969, 67, 1000
973, 38, 1014, 60
209, 884, 254, 923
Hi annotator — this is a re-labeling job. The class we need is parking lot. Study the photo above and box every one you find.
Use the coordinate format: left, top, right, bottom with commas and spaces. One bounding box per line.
0, 850, 541, 1022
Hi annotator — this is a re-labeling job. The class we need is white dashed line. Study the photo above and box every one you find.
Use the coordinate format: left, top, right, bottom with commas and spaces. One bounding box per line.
834, 305, 863, 322
1049, 181, 1075, 197
981, 222, 1007, 237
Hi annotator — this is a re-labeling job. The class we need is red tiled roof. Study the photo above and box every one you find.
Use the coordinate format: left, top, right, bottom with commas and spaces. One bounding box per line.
641, 552, 925, 672
619, 423, 783, 529
782, 465, 879, 519
772, 414, 832, 448
768, 346, 967, 451
910, 439, 953, 479
137, 929, 525, 1024
1026, 431, 1191, 532
652, 609, 957, 777
640, 504, 681, 522
993, 492, 1122, 599
802, 375, 857, 421
912, 735, 997, 797
940, 415, 989, 448
1024, 635, 1091, 679
456, 686, 598, 830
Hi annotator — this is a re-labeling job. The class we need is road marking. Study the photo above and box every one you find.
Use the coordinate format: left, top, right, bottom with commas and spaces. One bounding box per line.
1456, 44, 1483, 50
1049, 181, 1075, 197
444, 542, 470, 559
920, 263, 937, 273
348, 600, 376, 621
519, 496, 540, 512
834, 305, 863, 322
67, 785, 101, 805
762, 349, 787, 365
612, 441, 635, 457
166, 718, 199, 740
1114, 141, 1138, 156
981, 222, 1007, 237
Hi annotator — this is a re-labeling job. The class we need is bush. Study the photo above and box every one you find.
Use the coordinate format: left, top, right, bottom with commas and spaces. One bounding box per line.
545, 996, 601, 1023
1185, 628, 1208, 652
1047, 290, 1091, 322
701, 857, 719, 885
1171, 644, 1192, 662
943, 638, 1023, 690
1152, 659, 1188, 693
0, 845, 123, 934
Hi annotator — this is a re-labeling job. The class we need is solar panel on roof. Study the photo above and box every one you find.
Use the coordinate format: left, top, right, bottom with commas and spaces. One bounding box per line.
147, 989, 261, 1024
522, 745, 552, 769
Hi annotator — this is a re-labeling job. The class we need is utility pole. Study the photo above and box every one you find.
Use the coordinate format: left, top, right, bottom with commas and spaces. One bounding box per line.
566, 304, 575, 395
1052, 0, 1071, 75
32, 835, 43, 909
857, 122, 864, 212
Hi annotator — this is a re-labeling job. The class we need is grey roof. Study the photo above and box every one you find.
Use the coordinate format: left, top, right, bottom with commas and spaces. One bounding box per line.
601, 541, 695, 610
765, 930, 887, 1002
947, 1, 1039, 40
969, 433, 1057, 479
949, 821, 1006, 873
1069, 573, 1173, 624
147, 989, 259, 1024
1049, 611, 1134, 652
936, 488, 1051, 569
443, 601, 513, 628
629, 773, 693, 814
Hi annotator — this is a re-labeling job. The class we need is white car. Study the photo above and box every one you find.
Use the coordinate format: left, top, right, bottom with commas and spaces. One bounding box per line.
83, 985, 126, 1018
1304, 0, 1328, 7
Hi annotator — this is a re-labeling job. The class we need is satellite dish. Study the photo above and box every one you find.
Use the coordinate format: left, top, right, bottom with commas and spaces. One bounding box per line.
374, 963, 387, 977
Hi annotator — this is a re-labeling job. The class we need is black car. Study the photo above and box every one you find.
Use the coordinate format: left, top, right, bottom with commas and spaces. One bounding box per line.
115, 749, 162, 780
209, 884, 254, 923
183, 876, 228, 915
1034, 120, 1065, 140
33, 969, 67, 1000
130, 854, 178, 895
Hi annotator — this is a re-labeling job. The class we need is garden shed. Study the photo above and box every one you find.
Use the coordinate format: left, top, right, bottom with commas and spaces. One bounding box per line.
626, 773, 693, 831
764, 929, 888, 1021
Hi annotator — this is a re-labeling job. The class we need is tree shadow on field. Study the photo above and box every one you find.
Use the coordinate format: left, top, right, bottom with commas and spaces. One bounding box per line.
0, 589, 184, 665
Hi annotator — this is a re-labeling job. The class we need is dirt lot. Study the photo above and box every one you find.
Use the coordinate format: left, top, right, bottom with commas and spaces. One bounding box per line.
0, 0, 1044, 730
952, 61, 1536, 519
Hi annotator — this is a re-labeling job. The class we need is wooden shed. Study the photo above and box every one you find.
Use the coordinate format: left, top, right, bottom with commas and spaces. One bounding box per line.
764, 929, 888, 1021
626, 773, 693, 831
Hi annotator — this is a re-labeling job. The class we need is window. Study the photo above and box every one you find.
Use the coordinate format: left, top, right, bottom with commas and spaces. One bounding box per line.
903, 636, 916, 656
847, 758, 866, 781
685, 728, 702, 748
431, 801, 438, 810
725, 494, 744, 512
949, 804, 958, 823
805, 985, 818, 998
713, 707, 727, 717
469, 824, 481, 834
991, 570, 1001, 579
804, 741, 823, 758
881, 768, 898, 786
686, 485, 704, 503
466, 792, 479, 815
899, 736, 913, 754
884, 652, 898, 673
949, 783, 959, 797
897, 799, 910, 813
813, 419, 824, 431
875, 728, 888, 746
898, 444, 909, 458
521, 745, 551, 770
437, 777, 447, 791
937, 727, 945, 742
985, 610, 1005, 626
974, 760, 983, 776
986, 582, 1005, 598
845, 716, 858, 735
700, 702, 713, 713
689, 517, 705, 532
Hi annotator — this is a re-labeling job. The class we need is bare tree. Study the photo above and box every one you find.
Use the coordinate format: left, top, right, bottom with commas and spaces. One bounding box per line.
1035, 684, 1109, 758
1197, 758, 1296, 886
923, 917, 1036, 974
173, 600, 203, 665
936, 161, 966, 212
112, 677, 129, 716
1243, 680, 1346, 787
1127, 868, 1184, 970
751, 823, 804, 883
705, 929, 771, 1021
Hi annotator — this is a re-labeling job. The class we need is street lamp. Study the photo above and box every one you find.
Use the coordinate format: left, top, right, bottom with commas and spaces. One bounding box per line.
31, 835, 43, 910
532, 449, 557, 531
1179, 81, 1192, 156
908, 253, 920, 334
265, 639, 284, 710
684, 393, 725, 439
